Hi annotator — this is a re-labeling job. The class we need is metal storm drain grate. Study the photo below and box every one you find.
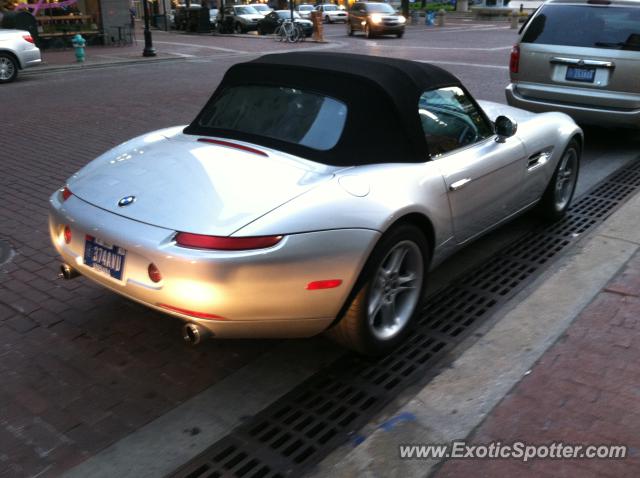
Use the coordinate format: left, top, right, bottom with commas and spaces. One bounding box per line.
170, 158, 640, 478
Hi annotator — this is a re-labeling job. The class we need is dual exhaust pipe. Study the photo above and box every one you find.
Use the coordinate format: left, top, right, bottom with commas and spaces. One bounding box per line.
60, 263, 210, 346
182, 323, 211, 346
59, 263, 80, 280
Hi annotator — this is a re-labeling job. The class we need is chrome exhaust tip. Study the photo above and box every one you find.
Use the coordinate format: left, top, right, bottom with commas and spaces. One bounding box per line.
59, 263, 80, 280
182, 323, 210, 346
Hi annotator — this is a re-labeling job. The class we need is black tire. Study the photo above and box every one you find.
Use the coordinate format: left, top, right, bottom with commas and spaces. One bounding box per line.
0, 53, 19, 84
257, 26, 265, 35
325, 223, 431, 355
538, 138, 580, 221
365, 23, 374, 39
234, 22, 244, 34
347, 21, 354, 36
325, 15, 332, 24
396, 31, 404, 38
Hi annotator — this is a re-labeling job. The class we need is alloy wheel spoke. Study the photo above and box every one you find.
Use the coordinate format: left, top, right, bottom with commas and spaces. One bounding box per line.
386, 246, 408, 275
381, 300, 396, 327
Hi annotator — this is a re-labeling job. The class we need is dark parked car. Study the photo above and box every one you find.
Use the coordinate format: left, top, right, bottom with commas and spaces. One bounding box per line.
348, 1, 406, 38
257, 10, 313, 36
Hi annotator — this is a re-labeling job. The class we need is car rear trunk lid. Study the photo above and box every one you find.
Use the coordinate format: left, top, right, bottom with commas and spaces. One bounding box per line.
67, 130, 335, 236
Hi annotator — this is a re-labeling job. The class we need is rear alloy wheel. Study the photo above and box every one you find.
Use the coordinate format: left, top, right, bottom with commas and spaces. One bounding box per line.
326, 223, 429, 355
365, 23, 374, 39
0, 53, 18, 84
538, 139, 580, 221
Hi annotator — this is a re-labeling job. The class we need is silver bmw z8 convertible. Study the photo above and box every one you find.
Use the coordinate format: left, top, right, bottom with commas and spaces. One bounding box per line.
49, 53, 582, 354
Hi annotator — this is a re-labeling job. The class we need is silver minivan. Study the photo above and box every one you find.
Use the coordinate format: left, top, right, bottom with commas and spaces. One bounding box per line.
506, 0, 640, 128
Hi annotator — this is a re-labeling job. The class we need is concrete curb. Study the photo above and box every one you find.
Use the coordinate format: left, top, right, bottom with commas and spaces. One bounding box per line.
22, 56, 187, 76
308, 189, 640, 478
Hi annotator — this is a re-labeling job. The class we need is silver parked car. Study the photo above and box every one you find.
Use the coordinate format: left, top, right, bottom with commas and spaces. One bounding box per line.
0, 29, 41, 83
49, 53, 582, 354
506, 0, 640, 128
219, 5, 264, 33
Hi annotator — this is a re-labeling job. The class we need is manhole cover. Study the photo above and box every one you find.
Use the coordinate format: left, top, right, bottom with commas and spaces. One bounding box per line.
0, 240, 14, 267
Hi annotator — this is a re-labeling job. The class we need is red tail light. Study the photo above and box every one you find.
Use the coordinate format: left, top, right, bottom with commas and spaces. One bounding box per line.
63, 225, 72, 244
61, 186, 73, 201
22, 34, 34, 44
509, 45, 520, 74
175, 232, 283, 250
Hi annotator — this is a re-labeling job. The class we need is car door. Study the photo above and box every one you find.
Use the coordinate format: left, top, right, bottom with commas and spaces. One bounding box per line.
419, 86, 528, 244
350, 3, 363, 30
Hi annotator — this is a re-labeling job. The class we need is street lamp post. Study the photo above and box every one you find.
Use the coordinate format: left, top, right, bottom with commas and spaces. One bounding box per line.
141, 0, 157, 57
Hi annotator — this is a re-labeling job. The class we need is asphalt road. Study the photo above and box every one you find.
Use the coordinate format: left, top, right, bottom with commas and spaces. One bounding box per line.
1, 22, 639, 477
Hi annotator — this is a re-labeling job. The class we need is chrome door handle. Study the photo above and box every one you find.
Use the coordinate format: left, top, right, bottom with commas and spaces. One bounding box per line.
449, 178, 471, 191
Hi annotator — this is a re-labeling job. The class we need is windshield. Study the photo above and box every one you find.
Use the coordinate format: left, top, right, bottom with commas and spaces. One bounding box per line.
235, 6, 259, 14
198, 86, 348, 151
323, 5, 337, 11
522, 5, 640, 50
367, 3, 396, 13
252, 4, 270, 11
277, 10, 301, 18
299, 5, 313, 10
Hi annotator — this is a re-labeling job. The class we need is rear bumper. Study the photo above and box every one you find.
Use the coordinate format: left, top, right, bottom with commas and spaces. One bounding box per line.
49, 193, 380, 338
506, 83, 640, 128
19, 45, 41, 69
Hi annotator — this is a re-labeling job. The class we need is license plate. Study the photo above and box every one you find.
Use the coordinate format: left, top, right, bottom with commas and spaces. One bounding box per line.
84, 235, 126, 281
566, 66, 596, 83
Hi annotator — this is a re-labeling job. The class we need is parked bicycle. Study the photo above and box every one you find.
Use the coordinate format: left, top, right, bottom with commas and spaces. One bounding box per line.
274, 18, 305, 43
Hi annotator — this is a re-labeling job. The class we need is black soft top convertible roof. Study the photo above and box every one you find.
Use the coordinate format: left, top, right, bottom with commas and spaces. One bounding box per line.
184, 52, 463, 166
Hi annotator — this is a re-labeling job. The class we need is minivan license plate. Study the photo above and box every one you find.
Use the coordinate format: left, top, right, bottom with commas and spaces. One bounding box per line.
566, 66, 596, 83
84, 235, 126, 281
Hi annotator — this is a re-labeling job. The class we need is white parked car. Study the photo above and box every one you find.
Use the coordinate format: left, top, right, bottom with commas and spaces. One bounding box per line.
296, 4, 315, 19
314, 4, 349, 23
248, 3, 273, 16
0, 28, 41, 83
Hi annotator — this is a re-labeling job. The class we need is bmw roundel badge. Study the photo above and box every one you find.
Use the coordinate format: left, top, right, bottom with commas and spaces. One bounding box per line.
118, 195, 136, 207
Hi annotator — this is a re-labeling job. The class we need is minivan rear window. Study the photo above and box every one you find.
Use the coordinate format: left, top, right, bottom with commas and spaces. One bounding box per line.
522, 5, 640, 50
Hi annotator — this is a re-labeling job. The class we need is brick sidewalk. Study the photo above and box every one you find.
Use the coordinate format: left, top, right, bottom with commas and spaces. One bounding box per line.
435, 252, 640, 478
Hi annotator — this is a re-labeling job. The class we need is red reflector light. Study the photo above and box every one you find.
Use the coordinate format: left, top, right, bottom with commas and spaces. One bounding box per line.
62, 186, 73, 201
197, 138, 269, 157
509, 45, 520, 74
22, 34, 34, 44
175, 232, 283, 250
63, 225, 72, 244
148, 263, 162, 283
306, 279, 343, 290
157, 303, 227, 320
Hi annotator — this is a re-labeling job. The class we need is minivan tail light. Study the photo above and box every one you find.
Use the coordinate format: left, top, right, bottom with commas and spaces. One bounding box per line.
509, 45, 520, 74
22, 34, 34, 44
175, 232, 283, 250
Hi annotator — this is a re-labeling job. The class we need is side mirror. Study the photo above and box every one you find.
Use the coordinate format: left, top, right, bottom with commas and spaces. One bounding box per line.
494, 115, 517, 143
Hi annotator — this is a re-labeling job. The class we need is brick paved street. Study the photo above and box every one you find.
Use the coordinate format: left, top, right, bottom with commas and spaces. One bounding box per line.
435, 251, 640, 478
1, 20, 639, 478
